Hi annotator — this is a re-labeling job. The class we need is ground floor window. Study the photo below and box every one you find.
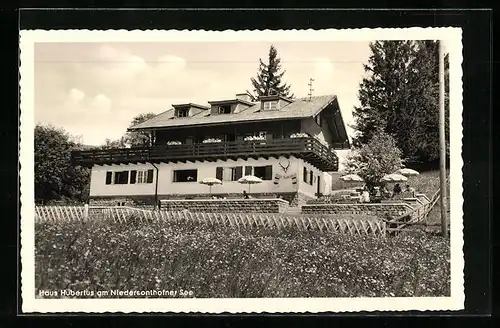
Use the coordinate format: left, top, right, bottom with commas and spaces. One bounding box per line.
215, 165, 271, 181
113, 171, 129, 184
105, 169, 153, 185
253, 165, 273, 180
216, 166, 243, 181
303, 167, 313, 185
132, 169, 154, 184
173, 169, 198, 182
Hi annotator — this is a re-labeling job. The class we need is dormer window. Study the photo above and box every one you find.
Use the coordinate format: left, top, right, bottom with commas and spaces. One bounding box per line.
263, 101, 278, 111
218, 105, 231, 114
175, 108, 189, 117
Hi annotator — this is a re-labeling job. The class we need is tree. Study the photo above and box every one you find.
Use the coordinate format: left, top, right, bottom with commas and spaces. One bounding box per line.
124, 112, 157, 147
352, 40, 449, 166
100, 136, 127, 149
345, 130, 403, 188
34, 124, 90, 204
249, 45, 294, 99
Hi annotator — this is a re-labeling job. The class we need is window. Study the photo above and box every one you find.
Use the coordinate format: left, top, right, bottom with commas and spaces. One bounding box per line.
244, 166, 253, 176
175, 108, 189, 117
315, 114, 322, 126
131, 169, 154, 184
263, 101, 278, 110
173, 169, 198, 182
253, 165, 273, 180
216, 166, 243, 181
303, 167, 313, 185
218, 105, 231, 114
113, 171, 129, 185
105, 172, 113, 185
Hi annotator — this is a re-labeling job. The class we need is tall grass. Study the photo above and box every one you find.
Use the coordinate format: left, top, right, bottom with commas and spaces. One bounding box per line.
409, 170, 450, 227
35, 216, 450, 298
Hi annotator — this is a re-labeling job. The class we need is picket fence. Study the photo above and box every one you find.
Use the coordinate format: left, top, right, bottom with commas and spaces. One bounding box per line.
35, 205, 388, 237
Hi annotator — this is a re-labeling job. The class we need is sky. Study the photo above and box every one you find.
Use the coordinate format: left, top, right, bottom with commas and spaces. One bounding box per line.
34, 41, 373, 146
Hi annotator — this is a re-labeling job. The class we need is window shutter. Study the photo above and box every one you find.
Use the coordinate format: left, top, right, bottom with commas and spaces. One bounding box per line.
264, 165, 273, 180
216, 167, 223, 181
105, 172, 112, 185
303, 167, 308, 182
146, 169, 154, 183
130, 170, 137, 184
235, 166, 243, 180
245, 166, 252, 176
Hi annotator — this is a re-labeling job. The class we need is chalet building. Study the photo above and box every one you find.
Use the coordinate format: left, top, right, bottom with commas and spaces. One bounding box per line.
72, 93, 350, 206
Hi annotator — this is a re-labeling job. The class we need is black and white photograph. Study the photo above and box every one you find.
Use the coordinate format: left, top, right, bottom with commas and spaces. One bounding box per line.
20, 28, 464, 313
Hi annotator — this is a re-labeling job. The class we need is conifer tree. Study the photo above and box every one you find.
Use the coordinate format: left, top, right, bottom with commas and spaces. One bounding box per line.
249, 45, 294, 99
352, 40, 449, 166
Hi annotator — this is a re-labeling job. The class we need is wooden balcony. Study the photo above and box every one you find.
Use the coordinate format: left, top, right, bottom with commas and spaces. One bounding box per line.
71, 137, 339, 171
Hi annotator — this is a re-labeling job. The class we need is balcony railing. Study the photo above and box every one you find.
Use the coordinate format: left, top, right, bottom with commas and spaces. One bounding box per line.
72, 137, 339, 171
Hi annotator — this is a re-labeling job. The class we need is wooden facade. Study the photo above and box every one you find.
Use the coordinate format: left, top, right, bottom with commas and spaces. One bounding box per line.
72, 137, 339, 171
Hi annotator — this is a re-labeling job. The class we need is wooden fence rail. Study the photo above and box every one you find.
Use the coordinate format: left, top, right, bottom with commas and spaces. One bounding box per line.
387, 189, 441, 235
35, 205, 388, 237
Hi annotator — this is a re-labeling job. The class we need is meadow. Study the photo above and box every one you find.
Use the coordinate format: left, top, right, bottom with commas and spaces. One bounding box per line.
34, 170, 451, 298
35, 218, 450, 298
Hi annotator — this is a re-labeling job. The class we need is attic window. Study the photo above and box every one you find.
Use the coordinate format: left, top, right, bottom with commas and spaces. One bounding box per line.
175, 108, 189, 117
263, 101, 278, 110
218, 105, 231, 114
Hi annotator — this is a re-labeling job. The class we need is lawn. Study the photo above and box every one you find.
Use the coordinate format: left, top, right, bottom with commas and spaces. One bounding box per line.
35, 215, 450, 299
409, 169, 450, 227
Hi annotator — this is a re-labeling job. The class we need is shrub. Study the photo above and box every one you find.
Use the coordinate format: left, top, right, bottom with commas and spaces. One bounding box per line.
35, 216, 450, 298
345, 130, 403, 188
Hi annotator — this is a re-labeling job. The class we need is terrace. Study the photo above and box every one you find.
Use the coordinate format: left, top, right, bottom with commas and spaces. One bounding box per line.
72, 137, 339, 171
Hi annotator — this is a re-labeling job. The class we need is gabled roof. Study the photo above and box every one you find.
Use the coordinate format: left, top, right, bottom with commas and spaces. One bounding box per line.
130, 95, 339, 131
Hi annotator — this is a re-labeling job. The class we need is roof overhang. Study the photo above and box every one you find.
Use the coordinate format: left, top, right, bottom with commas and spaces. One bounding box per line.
258, 95, 293, 103
318, 97, 350, 147
172, 103, 210, 110
128, 117, 303, 132
207, 99, 255, 106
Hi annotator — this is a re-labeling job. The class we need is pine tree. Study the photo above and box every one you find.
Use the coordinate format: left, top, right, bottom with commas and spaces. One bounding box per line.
352, 40, 449, 166
249, 45, 294, 99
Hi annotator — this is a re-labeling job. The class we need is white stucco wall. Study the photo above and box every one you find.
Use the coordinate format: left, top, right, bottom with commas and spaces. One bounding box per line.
90, 156, 314, 197
295, 159, 325, 198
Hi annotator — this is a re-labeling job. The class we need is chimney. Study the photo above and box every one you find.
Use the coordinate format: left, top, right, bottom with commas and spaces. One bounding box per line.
236, 93, 253, 102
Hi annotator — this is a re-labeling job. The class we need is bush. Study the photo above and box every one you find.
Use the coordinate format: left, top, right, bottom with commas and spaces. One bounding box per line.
345, 130, 403, 188
35, 217, 450, 298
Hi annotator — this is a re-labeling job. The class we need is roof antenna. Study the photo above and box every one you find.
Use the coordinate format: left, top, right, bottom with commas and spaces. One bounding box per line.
307, 78, 314, 101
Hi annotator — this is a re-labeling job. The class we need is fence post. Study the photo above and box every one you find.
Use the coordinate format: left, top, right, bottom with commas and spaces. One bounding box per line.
84, 204, 89, 220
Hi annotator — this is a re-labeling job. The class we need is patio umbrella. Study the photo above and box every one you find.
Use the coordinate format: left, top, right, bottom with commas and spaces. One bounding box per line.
199, 177, 222, 194
340, 174, 364, 182
380, 173, 408, 183
237, 175, 263, 193
340, 174, 364, 191
397, 168, 420, 177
